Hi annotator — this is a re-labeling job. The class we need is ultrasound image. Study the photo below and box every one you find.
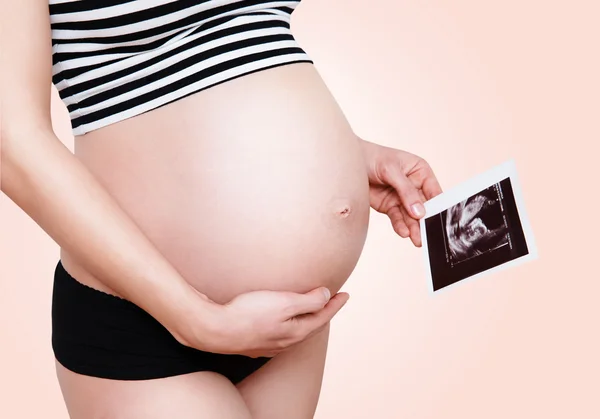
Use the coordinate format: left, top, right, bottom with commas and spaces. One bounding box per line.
444, 184, 509, 266
424, 177, 529, 291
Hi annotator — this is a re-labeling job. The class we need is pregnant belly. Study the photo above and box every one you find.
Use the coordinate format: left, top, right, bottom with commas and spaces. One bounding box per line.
63, 63, 370, 304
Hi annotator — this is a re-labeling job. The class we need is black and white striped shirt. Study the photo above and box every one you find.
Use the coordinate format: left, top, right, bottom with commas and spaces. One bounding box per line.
49, 0, 313, 136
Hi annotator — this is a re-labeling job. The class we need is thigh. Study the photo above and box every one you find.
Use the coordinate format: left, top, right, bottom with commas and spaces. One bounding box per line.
55, 360, 252, 419
236, 323, 331, 419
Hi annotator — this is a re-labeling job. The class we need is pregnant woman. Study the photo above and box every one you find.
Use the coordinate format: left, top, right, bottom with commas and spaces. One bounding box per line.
1, 1, 442, 418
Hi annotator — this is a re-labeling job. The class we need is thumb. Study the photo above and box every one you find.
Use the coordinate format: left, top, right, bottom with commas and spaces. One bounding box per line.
384, 166, 426, 219
287, 287, 331, 317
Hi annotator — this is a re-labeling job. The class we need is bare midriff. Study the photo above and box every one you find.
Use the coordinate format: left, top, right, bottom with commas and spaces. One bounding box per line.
61, 63, 370, 305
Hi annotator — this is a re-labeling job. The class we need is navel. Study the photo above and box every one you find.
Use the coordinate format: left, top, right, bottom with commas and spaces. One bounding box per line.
331, 199, 354, 218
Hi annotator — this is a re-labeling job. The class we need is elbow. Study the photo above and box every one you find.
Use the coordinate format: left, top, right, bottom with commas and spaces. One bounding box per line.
0, 125, 55, 194
0, 131, 25, 195
2, 121, 50, 155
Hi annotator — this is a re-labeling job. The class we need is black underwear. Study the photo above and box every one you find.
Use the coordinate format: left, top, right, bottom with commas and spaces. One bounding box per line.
51, 260, 271, 383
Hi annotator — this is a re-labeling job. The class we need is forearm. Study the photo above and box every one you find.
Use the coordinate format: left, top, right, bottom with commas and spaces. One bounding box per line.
1, 127, 219, 342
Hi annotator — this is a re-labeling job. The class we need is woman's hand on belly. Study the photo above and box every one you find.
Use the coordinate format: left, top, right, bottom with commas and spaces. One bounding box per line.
174, 285, 349, 358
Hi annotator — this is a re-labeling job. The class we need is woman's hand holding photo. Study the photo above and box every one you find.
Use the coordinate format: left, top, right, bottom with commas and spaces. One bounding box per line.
359, 138, 443, 246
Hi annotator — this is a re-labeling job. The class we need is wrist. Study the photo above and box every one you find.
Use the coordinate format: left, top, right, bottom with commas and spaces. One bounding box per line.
355, 136, 377, 177
164, 284, 232, 352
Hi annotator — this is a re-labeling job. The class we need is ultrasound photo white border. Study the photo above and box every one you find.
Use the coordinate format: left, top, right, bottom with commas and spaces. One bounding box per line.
420, 159, 538, 294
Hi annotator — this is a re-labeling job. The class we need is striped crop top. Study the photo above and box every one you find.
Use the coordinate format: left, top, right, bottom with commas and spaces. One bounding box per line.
49, 0, 313, 136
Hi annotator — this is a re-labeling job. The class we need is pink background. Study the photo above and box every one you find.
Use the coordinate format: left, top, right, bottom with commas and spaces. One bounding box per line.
1, 0, 598, 417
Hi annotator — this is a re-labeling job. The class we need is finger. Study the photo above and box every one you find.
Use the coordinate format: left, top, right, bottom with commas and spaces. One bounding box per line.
420, 167, 443, 200
270, 321, 328, 356
400, 204, 422, 247
387, 206, 410, 237
406, 162, 442, 201
286, 287, 332, 318
382, 164, 425, 219
297, 319, 331, 345
303, 321, 330, 341
270, 321, 327, 357
295, 292, 350, 339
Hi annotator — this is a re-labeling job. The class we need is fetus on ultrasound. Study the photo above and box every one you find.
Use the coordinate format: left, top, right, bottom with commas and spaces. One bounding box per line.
445, 193, 509, 262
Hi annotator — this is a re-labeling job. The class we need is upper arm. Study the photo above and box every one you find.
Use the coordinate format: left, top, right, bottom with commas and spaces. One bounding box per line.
1, 0, 54, 140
